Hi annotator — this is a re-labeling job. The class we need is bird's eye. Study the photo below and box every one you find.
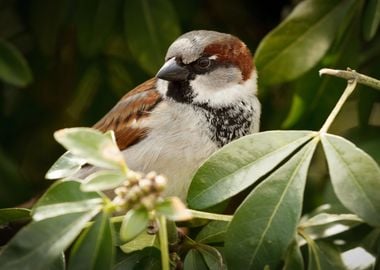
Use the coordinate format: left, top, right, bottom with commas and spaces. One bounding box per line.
196, 57, 211, 69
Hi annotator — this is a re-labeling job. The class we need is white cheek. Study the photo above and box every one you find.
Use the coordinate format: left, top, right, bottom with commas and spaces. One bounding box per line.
156, 79, 169, 96
191, 69, 258, 106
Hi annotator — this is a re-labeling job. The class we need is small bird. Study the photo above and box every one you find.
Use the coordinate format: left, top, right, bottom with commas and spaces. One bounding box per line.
94, 30, 261, 200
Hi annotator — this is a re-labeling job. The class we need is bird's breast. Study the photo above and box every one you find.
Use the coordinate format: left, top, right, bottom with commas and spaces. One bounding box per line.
122, 100, 218, 200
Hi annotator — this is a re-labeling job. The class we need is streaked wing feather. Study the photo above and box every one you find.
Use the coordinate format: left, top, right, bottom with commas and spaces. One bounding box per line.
93, 78, 161, 150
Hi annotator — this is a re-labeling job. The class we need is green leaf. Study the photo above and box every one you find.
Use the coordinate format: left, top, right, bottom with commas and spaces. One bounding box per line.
133, 251, 161, 270
0, 40, 33, 87
184, 249, 208, 270
306, 240, 346, 270
300, 213, 362, 240
69, 211, 114, 270
362, 0, 380, 41
188, 130, 316, 209
282, 10, 360, 129
225, 139, 318, 270
124, 0, 180, 74
114, 252, 142, 269
50, 253, 66, 270
156, 197, 191, 221
45, 151, 86, 180
198, 244, 225, 270
283, 240, 304, 270
114, 247, 161, 270
33, 199, 103, 221
81, 170, 126, 192
195, 221, 229, 244
32, 180, 102, 219
32, 180, 101, 207
54, 128, 125, 170
0, 211, 98, 270
120, 208, 150, 242
0, 208, 30, 226
321, 133, 380, 226
76, 0, 121, 57
255, 0, 356, 87
120, 232, 157, 253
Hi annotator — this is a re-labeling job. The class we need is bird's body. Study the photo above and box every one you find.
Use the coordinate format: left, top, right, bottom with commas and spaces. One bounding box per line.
93, 30, 261, 200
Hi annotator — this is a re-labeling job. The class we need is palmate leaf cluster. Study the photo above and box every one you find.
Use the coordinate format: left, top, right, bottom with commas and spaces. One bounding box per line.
0, 0, 380, 269
0, 117, 379, 269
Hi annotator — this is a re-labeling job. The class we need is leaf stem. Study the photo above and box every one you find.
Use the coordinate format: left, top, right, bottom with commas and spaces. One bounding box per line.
189, 209, 233, 221
319, 70, 358, 134
158, 215, 170, 270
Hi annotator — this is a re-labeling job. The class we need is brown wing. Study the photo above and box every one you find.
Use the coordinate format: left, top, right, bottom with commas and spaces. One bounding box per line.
93, 77, 162, 150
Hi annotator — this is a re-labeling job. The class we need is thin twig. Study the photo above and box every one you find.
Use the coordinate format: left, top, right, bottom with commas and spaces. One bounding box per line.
319, 68, 380, 90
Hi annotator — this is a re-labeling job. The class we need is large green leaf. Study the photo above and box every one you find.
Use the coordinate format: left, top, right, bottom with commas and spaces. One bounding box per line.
188, 131, 316, 209
362, 0, 380, 41
225, 139, 318, 270
321, 133, 380, 226
54, 128, 124, 170
124, 0, 180, 74
0, 40, 32, 87
0, 211, 98, 270
255, 0, 356, 87
76, 0, 121, 57
68, 211, 114, 270
32, 180, 102, 220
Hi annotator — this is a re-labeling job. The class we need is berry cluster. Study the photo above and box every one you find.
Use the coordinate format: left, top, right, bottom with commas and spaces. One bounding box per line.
112, 171, 167, 211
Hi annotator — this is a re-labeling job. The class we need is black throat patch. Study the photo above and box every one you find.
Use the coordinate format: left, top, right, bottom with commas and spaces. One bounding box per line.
165, 80, 255, 147
166, 81, 195, 104
195, 102, 254, 147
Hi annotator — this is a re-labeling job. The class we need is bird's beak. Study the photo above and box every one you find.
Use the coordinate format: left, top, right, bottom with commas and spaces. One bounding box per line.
156, 57, 189, 81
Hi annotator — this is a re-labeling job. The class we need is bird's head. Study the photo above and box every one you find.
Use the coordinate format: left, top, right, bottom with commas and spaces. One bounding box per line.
156, 30, 257, 106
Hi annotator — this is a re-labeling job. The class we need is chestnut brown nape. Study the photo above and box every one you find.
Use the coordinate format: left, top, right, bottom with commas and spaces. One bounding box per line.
204, 38, 253, 81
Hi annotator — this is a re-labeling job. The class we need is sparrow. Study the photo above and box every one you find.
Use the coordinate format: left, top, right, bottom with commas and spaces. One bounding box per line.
93, 30, 261, 200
